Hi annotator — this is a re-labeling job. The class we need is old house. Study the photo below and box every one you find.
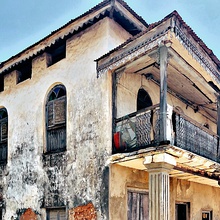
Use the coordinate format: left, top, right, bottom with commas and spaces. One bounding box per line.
0, 0, 220, 219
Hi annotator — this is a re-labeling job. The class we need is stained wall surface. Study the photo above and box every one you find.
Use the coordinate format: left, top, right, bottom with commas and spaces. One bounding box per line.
0, 17, 131, 219
109, 164, 149, 220
110, 164, 220, 220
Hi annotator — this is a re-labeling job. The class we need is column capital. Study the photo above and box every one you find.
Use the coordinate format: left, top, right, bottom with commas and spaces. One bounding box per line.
143, 153, 176, 173
144, 162, 174, 174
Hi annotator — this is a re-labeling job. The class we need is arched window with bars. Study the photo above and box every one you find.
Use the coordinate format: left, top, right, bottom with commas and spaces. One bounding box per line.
46, 85, 66, 153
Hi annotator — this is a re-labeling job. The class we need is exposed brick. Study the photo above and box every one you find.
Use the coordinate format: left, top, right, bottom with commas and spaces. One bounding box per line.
69, 203, 97, 220
19, 208, 37, 220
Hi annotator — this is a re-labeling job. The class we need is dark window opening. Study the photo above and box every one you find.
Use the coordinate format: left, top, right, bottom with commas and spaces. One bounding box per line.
46, 85, 66, 153
0, 75, 4, 92
0, 108, 7, 165
176, 203, 190, 220
16, 60, 32, 84
137, 88, 152, 111
47, 41, 66, 66
46, 208, 66, 220
127, 190, 149, 220
0, 208, 2, 220
202, 211, 212, 220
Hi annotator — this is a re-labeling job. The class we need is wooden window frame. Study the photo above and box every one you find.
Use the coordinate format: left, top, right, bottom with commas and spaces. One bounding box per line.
0, 109, 7, 165
127, 188, 149, 220
45, 85, 66, 154
202, 210, 212, 220
46, 208, 66, 220
175, 202, 190, 220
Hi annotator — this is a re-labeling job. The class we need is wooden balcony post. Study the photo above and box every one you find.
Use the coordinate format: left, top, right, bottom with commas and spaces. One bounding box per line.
159, 45, 168, 143
217, 95, 220, 137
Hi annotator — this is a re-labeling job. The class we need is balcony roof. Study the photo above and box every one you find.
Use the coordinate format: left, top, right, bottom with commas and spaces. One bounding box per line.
96, 10, 220, 122
96, 10, 220, 75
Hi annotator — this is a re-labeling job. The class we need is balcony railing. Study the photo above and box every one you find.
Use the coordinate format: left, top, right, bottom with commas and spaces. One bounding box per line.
113, 104, 220, 162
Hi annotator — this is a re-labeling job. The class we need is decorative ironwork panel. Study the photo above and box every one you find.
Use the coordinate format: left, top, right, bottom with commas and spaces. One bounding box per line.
136, 111, 152, 147
153, 108, 160, 144
175, 114, 219, 161
176, 114, 185, 149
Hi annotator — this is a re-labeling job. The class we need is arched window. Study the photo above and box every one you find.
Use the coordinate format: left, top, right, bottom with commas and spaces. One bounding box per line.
46, 85, 66, 153
0, 108, 7, 164
137, 88, 152, 111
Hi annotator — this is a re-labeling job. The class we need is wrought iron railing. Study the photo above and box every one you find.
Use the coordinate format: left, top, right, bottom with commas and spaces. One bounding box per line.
174, 110, 219, 161
114, 104, 160, 152
113, 105, 220, 162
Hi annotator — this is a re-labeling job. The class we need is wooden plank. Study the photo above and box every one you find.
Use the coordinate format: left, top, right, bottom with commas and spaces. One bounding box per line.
159, 45, 168, 142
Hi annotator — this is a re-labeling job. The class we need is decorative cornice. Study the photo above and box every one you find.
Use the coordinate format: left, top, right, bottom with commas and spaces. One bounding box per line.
174, 26, 220, 84
97, 22, 220, 84
97, 30, 169, 77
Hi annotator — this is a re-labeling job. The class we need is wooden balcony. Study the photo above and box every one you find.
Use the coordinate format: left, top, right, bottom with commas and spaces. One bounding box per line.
113, 104, 220, 162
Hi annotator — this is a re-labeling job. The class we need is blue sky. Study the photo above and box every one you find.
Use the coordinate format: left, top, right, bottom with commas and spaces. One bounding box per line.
0, 0, 219, 62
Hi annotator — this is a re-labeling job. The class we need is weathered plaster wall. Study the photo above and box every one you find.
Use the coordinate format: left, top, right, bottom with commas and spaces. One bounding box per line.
109, 164, 148, 220
110, 165, 220, 220
0, 17, 131, 219
170, 178, 220, 219
116, 71, 216, 132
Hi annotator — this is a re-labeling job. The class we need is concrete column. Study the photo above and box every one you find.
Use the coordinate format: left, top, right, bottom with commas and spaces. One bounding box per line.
144, 153, 176, 220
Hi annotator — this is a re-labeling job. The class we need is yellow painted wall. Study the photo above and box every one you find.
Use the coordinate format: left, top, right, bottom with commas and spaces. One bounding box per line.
110, 164, 220, 219
109, 164, 149, 220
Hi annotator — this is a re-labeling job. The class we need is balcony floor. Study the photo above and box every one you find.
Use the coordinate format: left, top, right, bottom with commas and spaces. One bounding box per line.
110, 145, 220, 188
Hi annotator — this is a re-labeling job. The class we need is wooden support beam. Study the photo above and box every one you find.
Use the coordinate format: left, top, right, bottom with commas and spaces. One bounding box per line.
159, 45, 168, 142
217, 95, 220, 137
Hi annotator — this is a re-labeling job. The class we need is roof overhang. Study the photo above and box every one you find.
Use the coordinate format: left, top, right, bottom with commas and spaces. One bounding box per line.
96, 14, 220, 121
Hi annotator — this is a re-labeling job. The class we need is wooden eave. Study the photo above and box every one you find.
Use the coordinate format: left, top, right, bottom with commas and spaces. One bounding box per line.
97, 10, 220, 76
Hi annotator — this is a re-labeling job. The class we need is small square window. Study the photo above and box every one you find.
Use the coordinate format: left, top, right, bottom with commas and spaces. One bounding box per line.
0, 75, 4, 92
175, 202, 190, 220
16, 60, 32, 84
47, 41, 66, 67
202, 210, 212, 220
46, 208, 66, 220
